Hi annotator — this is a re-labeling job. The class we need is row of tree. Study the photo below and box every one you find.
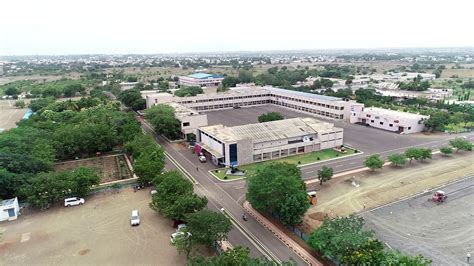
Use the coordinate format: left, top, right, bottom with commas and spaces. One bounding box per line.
363, 138, 472, 171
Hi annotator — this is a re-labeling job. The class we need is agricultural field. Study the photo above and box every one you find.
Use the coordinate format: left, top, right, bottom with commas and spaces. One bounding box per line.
0, 99, 29, 131
54, 154, 132, 184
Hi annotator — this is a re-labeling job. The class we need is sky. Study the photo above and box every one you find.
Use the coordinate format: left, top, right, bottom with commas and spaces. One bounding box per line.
1, 0, 473, 55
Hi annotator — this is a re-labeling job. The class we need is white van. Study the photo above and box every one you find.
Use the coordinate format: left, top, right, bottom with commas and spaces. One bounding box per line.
130, 210, 140, 226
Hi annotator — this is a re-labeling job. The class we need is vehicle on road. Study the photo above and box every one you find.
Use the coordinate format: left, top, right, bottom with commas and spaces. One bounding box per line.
64, 197, 85, 207
430, 190, 447, 203
130, 210, 140, 226
198, 155, 207, 162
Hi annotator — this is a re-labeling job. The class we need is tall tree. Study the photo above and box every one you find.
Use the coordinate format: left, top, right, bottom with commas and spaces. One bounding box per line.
363, 154, 384, 171
318, 166, 333, 185
145, 104, 181, 140
186, 210, 232, 247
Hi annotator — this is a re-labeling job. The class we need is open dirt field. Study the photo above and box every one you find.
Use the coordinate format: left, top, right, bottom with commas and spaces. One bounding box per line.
0, 100, 28, 131
0, 188, 186, 265
303, 152, 474, 230
54, 154, 132, 183
441, 68, 474, 78
362, 176, 474, 265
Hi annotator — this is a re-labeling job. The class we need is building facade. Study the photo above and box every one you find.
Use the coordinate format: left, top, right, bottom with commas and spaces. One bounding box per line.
350, 106, 429, 134
178, 73, 224, 88
195, 117, 343, 166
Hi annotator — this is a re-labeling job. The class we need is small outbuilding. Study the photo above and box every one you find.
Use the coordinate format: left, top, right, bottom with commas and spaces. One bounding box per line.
0, 197, 20, 222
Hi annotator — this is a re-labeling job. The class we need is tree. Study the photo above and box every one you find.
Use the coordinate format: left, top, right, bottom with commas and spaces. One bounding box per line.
363, 154, 384, 171
238, 70, 255, 83
222, 76, 239, 88
405, 148, 422, 163
28, 97, 55, 112
22, 171, 73, 209
145, 104, 181, 140
188, 246, 286, 265
388, 154, 407, 167
449, 137, 473, 152
14, 100, 25, 108
247, 163, 304, 212
164, 193, 208, 221
5, 87, 20, 95
133, 146, 165, 186
172, 229, 195, 259
186, 209, 232, 247
174, 86, 203, 97
69, 167, 100, 197
317, 166, 333, 185
424, 111, 450, 132
440, 146, 453, 156
0, 169, 27, 199
246, 163, 309, 226
278, 192, 310, 226
382, 250, 431, 266
117, 89, 142, 108
307, 215, 383, 264
150, 171, 205, 221
419, 148, 432, 160
257, 112, 284, 123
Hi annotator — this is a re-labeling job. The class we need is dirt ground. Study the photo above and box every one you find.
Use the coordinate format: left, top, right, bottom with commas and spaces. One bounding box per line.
362, 176, 474, 265
0, 188, 187, 265
303, 152, 474, 231
0, 100, 28, 131
54, 154, 132, 183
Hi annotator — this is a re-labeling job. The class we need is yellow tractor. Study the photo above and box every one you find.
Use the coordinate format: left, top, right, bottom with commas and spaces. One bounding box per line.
307, 191, 317, 205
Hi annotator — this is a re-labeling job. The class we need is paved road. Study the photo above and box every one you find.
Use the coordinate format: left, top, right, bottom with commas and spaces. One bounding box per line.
141, 121, 308, 265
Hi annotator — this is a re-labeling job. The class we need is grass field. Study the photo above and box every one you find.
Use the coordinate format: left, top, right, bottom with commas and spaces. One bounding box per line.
212, 148, 355, 180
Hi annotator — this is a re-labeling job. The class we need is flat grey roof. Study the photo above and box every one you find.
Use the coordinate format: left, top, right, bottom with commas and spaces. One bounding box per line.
199, 117, 341, 143
266, 87, 342, 102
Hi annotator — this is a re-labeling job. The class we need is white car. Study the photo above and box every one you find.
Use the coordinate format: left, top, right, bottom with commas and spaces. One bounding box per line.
64, 197, 85, 207
130, 210, 140, 226
198, 155, 207, 162
170, 231, 191, 243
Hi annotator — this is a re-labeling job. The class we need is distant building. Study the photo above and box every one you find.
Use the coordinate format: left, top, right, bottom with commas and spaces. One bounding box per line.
350, 106, 429, 134
120, 82, 139, 90
178, 73, 224, 88
0, 197, 20, 222
196, 117, 343, 166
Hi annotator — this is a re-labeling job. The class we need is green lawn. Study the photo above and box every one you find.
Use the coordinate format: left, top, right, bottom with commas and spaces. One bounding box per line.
211, 148, 357, 180
209, 168, 245, 181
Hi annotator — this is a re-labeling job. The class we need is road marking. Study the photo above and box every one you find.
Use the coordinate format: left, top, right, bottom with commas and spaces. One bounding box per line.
349, 161, 357, 165
335, 165, 343, 168
21, 233, 31, 243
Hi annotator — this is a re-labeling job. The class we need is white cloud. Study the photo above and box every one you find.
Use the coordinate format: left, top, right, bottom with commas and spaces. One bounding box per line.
0, 0, 473, 55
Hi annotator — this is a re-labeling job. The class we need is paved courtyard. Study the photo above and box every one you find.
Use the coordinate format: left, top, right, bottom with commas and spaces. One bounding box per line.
362, 176, 474, 265
0, 188, 186, 265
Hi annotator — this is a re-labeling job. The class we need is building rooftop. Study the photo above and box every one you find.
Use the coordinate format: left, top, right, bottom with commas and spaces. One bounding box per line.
199, 117, 341, 143
167, 102, 201, 119
188, 73, 224, 79
1, 198, 17, 206
265, 87, 342, 102
364, 107, 429, 119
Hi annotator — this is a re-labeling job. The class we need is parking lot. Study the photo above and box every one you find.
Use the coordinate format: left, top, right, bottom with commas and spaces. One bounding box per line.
205, 105, 444, 154
361, 176, 474, 265
0, 188, 186, 265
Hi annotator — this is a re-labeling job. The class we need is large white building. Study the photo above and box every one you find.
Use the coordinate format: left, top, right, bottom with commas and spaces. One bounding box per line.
178, 73, 225, 88
166, 102, 208, 138
146, 86, 362, 121
350, 106, 429, 134
196, 117, 343, 166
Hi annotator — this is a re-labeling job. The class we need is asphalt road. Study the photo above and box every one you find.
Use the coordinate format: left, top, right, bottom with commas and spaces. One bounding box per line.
141, 121, 308, 265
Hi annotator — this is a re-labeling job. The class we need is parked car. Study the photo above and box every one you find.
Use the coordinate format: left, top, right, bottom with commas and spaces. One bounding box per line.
198, 155, 207, 162
170, 231, 191, 243
150, 190, 157, 195
130, 210, 140, 226
64, 197, 85, 207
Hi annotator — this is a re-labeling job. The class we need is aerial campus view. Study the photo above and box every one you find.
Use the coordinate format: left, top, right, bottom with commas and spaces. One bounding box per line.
0, 1, 473, 266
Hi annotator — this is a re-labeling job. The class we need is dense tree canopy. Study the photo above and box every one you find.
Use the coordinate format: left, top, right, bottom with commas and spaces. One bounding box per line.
174, 86, 203, 97
186, 209, 232, 247
247, 163, 309, 226
117, 89, 145, 111
145, 104, 181, 139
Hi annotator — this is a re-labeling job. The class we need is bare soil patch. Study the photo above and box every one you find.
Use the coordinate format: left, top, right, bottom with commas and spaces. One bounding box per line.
54, 154, 132, 183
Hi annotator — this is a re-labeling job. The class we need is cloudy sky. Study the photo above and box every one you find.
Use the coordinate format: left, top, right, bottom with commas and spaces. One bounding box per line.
1, 0, 473, 55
